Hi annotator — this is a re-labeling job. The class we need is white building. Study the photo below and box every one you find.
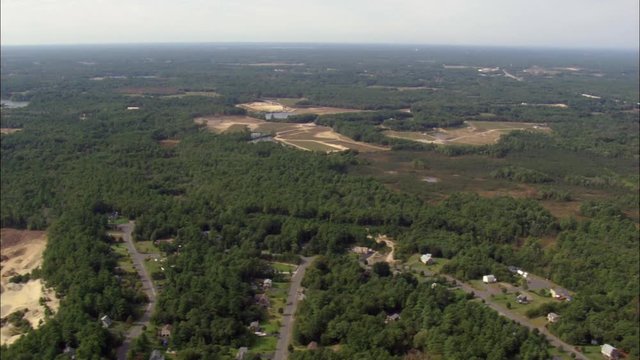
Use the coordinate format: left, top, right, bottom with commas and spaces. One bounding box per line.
482, 275, 497, 284
420, 254, 434, 264
547, 312, 560, 323
601, 344, 619, 359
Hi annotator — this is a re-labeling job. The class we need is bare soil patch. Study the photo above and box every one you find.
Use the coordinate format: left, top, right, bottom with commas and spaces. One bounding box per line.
237, 100, 368, 116
1, 229, 59, 345
195, 115, 388, 153
158, 139, 181, 148
0, 128, 22, 135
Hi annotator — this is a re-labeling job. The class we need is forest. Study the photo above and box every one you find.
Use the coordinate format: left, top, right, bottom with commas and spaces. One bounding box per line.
0, 44, 638, 359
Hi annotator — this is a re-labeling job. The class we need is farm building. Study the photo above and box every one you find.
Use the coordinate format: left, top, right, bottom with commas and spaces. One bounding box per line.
482, 275, 497, 283
601, 344, 619, 359
420, 254, 434, 264
547, 312, 560, 323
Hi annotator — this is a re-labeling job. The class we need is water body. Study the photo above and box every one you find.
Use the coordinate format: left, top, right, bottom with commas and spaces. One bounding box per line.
265, 112, 290, 120
0, 99, 30, 109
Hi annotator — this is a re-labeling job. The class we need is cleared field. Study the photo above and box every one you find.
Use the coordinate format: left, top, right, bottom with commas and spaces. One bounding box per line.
384, 121, 550, 146
195, 115, 388, 153
0, 128, 22, 135
1, 229, 59, 345
237, 100, 368, 116
117, 87, 181, 95
161, 91, 220, 98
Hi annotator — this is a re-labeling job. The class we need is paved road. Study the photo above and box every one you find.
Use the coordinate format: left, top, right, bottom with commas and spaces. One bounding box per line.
273, 256, 315, 360
441, 274, 587, 360
115, 222, 158, 360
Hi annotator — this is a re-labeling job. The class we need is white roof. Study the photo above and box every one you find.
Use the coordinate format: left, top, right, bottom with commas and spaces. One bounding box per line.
601, 344, 617, 356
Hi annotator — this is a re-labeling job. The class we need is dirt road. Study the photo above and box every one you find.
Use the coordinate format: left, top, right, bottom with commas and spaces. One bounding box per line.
115, 222, 157, 360
273, 256, 315, 360
441, 274, 587, 360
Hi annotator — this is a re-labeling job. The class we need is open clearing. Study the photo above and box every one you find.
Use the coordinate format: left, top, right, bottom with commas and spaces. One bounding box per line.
384, 121, 551, 146
0, 128, 22, 135
195, 115, 388, 153
1, 229, 59, 345
237, 100, 368, 116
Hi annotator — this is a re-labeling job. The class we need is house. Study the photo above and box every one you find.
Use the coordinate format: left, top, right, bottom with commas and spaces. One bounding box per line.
127, 106, 140, 110
516, 294, 529, 304
307, 341, 318, 350
249, 321, 261, 332
482, 275, 497, 284
255, 293, 270, 308
601, 344, 619, 359
100, 315, 112, 328
149, 350, 165, 360
547, 312, 560, 323
385, 313, 401, 324
263, 278, 273, 289
351, 246, 373, 255
158, 324, 172, 338
550, 288, 572, 301
516, 269, 529, 278
236, 347, 249, 360
420, 254, 434, 265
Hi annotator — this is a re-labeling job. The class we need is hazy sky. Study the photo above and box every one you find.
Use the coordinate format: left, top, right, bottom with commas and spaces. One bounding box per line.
1, 0, 638, 49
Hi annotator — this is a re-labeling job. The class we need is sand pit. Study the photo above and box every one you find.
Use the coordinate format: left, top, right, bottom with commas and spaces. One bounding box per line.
195, 115, 388, 153
237, 100, 368, 116
1, 229, 59, 345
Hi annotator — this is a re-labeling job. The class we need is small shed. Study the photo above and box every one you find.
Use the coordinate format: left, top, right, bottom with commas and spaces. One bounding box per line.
482, 275, 497, 284
100, 315, 112, 328
601, 344, 619, 359
547, 312, 560, 323
420, 254, 434, 264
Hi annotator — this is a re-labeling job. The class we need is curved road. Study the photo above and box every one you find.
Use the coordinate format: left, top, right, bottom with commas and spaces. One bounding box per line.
115, 222, 157, 360
273, 256, 315, 360
441, 274, 587, 360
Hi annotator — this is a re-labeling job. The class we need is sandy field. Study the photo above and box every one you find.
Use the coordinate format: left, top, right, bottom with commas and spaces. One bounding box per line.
237, 100, 368, 116
1, 229, 59, 345
0, 128, 22, 135
195, 115, 387, 153
384, 121, 550, 146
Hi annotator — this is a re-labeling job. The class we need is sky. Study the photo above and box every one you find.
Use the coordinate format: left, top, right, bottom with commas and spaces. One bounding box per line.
1, 0, 638, 49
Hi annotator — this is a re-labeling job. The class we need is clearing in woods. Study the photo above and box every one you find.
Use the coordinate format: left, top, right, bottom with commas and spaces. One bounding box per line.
0, 128, 22, 135
384, 121, 551, 146
0, 229, 59, 346
195, 115, 388, 153
237, 100, 369, 116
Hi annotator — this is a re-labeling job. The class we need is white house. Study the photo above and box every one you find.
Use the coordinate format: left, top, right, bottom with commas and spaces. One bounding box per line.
547, 312, 560, 323
601, 344, 619, 359
516, 269, 529, 278
420, 254, 434, 264
263, 279, 273, 289
100, 315, 112, 328
482, 275, 497, 284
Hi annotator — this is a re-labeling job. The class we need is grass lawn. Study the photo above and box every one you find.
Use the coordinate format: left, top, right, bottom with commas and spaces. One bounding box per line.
251, 280, 290, 355
580, 345, 605, 360
135, 240, 161, 254
491, 290, 556, 317
468, 280, 487, 291
272, 262, 297, 273
112, 243, 135, 273
251, 336, 278, 354
405, 254, 450, 276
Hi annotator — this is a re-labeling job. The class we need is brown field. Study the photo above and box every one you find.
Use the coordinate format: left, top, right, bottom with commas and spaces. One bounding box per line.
1, 229, 59, 345
195, 115, 388, 153
0, 128, 22, 135
384, 121, 551, 146
367, 85, 436, 91
161, 91, 220, 99
237, 100, 368, 116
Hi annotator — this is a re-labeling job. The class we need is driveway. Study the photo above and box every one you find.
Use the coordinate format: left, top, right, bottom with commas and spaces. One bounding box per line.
115, 222, 158, 360
273, 256, 315, 360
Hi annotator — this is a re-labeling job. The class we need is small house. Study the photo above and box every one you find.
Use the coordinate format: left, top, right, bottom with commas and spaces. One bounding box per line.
100, 315, 112, 328
516, 294, 529, 304
550, 288, 572, 301
263, 279, 273, 289
159, 324, 172, 338
482, 275, 497, 284
516, 269, 529, 278
249, 321, 261, 332
149, 350, 165, 360
601, 344, 619, 359
352, 246, 373, 255
385, 313, 401, 324
236, 347, 249, 360
547, 312, 560, 323
307, 341, 318, 350
420, 254, 434, 265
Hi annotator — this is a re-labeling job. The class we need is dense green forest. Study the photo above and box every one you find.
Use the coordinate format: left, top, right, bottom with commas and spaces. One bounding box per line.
1, 44, 638, 359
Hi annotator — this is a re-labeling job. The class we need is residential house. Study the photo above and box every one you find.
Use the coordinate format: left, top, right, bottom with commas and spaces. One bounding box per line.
100, 315, 112, 328
385, 313, 401, 324
516, 269, 529, 279
516, 294, 529, 304
249, 321, 261, 332
351, 246, 373, 255
263, 278, 273, 289
547, 312, 560, 323
601, 344, 619, 359
149, 350, 165, 360
158, 324, 172, 338
236, 347, 249, 360
550, 288, 572, 301
420, 254, 434, 265
482, 275, 497, 284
